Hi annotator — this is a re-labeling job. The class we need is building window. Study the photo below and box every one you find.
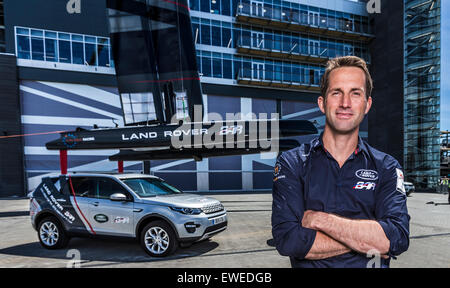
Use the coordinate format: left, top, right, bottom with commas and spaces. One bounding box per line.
211, 24, 221, 46
97, 38, 110, 67
30, 30, 44, 61
17, 35, 31, 59
200, 23, 211, 45
44, 31, 58, 62
221, 0, 231, 16
15, 26, 114, 69
83, 37, 96, 66
45, 38, 58, 62
58, 38, 71, 63
222, 26, 232, 48
213, 56, 222, 78
223, 59, 232, 79
200, 0, 210, 13
72, 41, 84, 64
189, 0, 200, 11
202, 53, 211, 77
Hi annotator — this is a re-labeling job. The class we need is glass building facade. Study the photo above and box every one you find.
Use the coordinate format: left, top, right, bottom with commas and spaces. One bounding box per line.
404, 0, 441, 190
189, 0, 372, 90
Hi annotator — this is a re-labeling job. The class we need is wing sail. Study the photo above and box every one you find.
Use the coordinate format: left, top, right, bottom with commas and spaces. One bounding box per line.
106, 0, 203, 125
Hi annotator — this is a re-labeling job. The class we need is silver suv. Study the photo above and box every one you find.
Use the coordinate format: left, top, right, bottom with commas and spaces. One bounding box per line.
29, 173, 227, 257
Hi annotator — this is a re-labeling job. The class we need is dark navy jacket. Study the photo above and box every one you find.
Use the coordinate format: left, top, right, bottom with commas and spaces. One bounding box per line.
271, 135, 410, 268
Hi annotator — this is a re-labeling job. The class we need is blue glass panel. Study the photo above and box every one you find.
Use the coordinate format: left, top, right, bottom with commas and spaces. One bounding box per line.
97, 37, 109, 45
212, 25, 221, 46
222, 27, 231, 47
283, 64, 291, 82
243, 61, 251, 78
72, 34, 83, 42
223, 59, 232, 79
31, 37, 44, 60
85, 43, 97, 65
16, 27, 30, 35
213, 58, 222, 78
200, 24, 210, 45
200, 0, 209, 12
221, 0, 231, 16
17, 35, 31, 59
45, 38, 58, 62
31, 29, 43, 37
97, 44, 110, 67
202, 56, 211, 77
58, 33, 70, 40
45, 31, 57, 39
72, 41, 84, 64
85, 36, 96, 43
58, 40, 71, 63
189, 0, 200, 11
233, 59, 241, 79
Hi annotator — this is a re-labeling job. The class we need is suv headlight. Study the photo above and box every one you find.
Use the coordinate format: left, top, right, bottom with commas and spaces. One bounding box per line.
170, 206, 203, 215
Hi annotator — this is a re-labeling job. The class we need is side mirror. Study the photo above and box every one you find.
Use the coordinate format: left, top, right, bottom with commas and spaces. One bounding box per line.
110, 193, 128, 202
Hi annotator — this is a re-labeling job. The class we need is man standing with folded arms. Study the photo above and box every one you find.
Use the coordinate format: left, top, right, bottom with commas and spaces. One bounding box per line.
271, 56, 410, 268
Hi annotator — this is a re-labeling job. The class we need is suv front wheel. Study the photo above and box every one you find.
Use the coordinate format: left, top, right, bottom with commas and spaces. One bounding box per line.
140, 220, 178, 257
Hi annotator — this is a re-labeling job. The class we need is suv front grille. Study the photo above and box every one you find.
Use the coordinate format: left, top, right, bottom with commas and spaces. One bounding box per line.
202, 203, 224, 214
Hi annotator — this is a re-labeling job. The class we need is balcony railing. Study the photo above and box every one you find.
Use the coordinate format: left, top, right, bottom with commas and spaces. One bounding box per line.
235, 2, 374, 42
236, 35, 370, 64
237, 67, 321, 91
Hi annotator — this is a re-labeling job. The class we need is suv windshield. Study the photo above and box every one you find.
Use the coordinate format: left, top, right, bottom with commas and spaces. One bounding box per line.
122, 178, 182, 197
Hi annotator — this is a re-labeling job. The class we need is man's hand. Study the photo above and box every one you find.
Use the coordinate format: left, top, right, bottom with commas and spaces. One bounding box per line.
302, 210, 328, 230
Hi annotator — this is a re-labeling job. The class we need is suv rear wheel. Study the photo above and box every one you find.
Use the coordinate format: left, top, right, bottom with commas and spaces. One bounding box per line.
140, 220, 178, 257
38, 216, 70, 249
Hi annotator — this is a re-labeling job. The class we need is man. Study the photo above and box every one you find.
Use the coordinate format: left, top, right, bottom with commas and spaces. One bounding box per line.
271, 56, 410, 268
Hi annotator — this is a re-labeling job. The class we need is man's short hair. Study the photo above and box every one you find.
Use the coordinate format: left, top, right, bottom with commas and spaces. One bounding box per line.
320, 56, 373, 99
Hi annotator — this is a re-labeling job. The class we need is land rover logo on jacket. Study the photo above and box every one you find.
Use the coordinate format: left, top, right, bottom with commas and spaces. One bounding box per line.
355, 169, 378, 181
94, 214, 108, 223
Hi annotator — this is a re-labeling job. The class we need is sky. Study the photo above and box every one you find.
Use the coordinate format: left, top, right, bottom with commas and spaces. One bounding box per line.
441, 1, 450, 132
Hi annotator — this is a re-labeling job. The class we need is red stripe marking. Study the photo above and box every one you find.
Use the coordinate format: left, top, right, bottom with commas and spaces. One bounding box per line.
161, 0, 190, 11
69, 177, 96, 235
60, 150, 68, 175
0, 130, 67, 139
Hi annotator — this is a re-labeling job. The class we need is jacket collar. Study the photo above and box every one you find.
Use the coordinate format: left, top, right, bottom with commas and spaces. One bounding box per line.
311, 132, 369, 156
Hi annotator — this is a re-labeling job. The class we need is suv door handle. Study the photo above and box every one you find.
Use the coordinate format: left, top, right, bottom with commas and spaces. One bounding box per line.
91, 202, 99, 207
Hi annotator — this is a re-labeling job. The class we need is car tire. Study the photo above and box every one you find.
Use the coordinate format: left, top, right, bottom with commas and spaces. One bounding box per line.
140, 220, 178, 257
37, 216, 70, 249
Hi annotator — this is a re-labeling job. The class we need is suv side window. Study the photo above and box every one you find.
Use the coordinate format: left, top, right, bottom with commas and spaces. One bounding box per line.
96, 178, 131, 200
70, 177, 96, 198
